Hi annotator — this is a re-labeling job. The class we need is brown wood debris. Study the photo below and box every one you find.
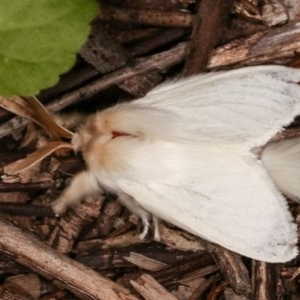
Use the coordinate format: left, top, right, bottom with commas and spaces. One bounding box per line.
0, 0, 300, 299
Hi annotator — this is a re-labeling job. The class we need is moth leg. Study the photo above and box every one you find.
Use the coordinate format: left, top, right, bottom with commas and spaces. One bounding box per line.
117, 192, 151, 239
52, 171, 101, 215
152, 215, 161, 241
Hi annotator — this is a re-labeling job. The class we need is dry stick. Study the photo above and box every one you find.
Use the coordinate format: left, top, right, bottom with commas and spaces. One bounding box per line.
39, 66, 99, 102
111, 28, 161, 45
184, 0, 232, 75
107, 0, 193, 11
0, 181, 54, 192
98, 6, 194, 28
0, 203, 54, 217
251, 261, 278, 300
129, 28, 187, 57
0, 218, 138, 300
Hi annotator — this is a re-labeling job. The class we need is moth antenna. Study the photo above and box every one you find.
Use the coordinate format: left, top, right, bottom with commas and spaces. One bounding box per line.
262, 137, 300, 201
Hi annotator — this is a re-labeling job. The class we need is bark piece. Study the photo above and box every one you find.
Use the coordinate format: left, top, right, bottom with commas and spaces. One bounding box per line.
224, 287, 250, 300
123, 252, 168, 271
80, 23, 162, 98
209, 22, 300, 68
233, 0, 262, 22
207, 243, 251, 297
131, 274, 178, 300
3, 273, 41, 300
188, 273, 222, 300
261, 0, 288, 26
48, 196, 104, 254
159, 223, 205, 252
251, 260, 278, 300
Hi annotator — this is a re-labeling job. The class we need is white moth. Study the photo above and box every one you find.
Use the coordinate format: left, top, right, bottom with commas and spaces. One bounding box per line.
52, 65, 300, 262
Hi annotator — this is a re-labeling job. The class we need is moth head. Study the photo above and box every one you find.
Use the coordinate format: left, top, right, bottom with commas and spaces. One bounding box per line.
71, 114, 111, 152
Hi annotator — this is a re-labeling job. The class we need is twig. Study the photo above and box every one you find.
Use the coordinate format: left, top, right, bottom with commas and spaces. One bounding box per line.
0, 181, 54, 192
98, 6, 194, 28
129, 28, 187, 57
0, 203, 54, 217
0, 218, 138, 300
105, 0, 193, 11
39, 66, 99, 102
184, 0, 232, 75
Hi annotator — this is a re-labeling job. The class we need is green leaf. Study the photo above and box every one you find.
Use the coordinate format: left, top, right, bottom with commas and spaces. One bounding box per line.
0, 0, 98, 97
